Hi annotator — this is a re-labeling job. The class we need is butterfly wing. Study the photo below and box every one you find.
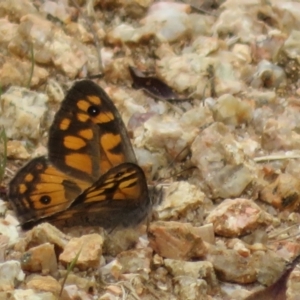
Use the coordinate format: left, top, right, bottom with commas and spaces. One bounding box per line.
8, 156, 90, 226
8, 81, 146, 229
48, 80, 137, 183
40, 163, 150, 229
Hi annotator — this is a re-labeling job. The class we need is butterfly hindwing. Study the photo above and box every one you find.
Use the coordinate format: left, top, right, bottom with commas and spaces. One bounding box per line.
48, 80, 137, 183
8, 156, 89, 225
29, 163, 150, 228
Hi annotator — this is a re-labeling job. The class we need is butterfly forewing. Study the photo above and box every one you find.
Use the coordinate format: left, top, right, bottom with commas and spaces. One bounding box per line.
48, 80, 137, 183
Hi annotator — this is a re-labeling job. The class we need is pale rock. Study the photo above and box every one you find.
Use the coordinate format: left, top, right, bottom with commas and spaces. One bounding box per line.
206, 243, 285, 284
213, 7, 265, 43
206, 244, 256, 284
26, 275, 61, 296
99, 292, 121, 300
103, 285, 123, 298
179, 106, 213, 130
0, 201, 7, 218
184, 36, 226, 56
164, 259, 218, 289
99, 259, 123, 282
164, 259, 219, 300
0, 18, 18, 47
252, 106, 275, 134
45, 32, 87, 78
247, 90, 277, 107
147, 2, 190, 14
0, 220, 19, 247
232, 43, 252, 64
238, 137, 260, 158
252, 251, 286, 285
46, 79, 64, 103
156, 52, 244, 97
81, 46, 101, 77
191, 122, 257, 198
8, 14, 55, 64
148, 221, 207, 260
195, 223, 215, 245
17, 223, 69, 252
154, 181, 204, 222
103, 56, 135, 82
0, 260, 25, 291
59, 285, 92, 300
206, 198, 274, 237
212, 94, 253, 126
251, 60, 287, 88
118, 274, 145, 295
227, 238, 251, 258
3, 213, 19, 228
134, 147, 167, 178
271, 239, 300, 261
272, 1, 300, 33
0, 86, 48, 140
21, 243, 57, 274
7, 140, 30, 160
222, 283, 253, 299
40, 1, 74, 23
156, 53, 215, 95
282, 30, 300, 63
0, 0, 37, 21
0, 235, 9, 263
105, 87, 147, 125
152, 266, 169, 291
252, 31, 285, 63
277, 0, 300, 18
9, 14, 87, 78
286, 159, 300, 178
286, 268, 300, 299
31, 145, 48, 158
261, 117, 300, 151
141, 2, 191, 42
116, 247, 152, 278
173, 277, 209, 300
0, 56, 49, 88
189, 13, 215, 37
65, 22, 94, 43
140, 115, 195, 159
0, 292, 10, 299
99, 47, 114, 70
60, 273, 96, 293
10, 289, 56, 300
260, 173, 300, 211
212, 53, 246, 95
155, 43, 176, 59
59, 234, 103, 270
128, 111, 160, 136
153, 254, 164, 266
106, 23, 153, 45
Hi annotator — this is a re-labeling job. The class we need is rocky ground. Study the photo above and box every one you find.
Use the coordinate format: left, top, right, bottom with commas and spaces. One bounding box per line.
1, 0, 300, 299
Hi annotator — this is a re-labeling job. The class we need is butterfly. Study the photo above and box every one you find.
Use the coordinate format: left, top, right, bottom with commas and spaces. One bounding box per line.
8, 80, 150, 230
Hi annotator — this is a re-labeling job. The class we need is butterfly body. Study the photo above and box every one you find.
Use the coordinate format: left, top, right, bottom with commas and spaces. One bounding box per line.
8, 80, 150, 230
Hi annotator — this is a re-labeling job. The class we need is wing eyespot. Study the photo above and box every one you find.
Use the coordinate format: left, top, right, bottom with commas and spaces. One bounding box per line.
40, 195, 51, 205
87, 105, 100, 116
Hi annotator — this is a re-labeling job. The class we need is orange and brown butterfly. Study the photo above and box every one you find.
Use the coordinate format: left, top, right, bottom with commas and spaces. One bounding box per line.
8, 80, 150, 229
